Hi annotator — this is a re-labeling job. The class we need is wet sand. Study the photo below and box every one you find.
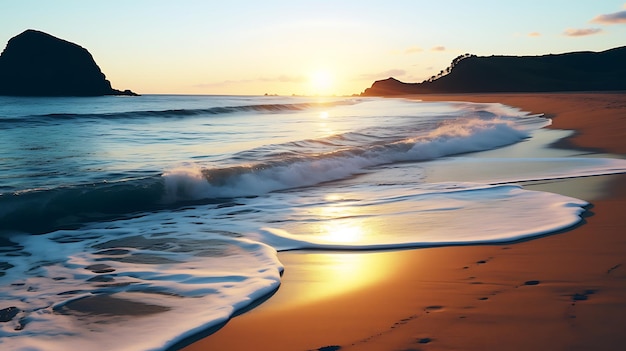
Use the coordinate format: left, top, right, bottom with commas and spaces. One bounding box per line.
181, 93, 626, 351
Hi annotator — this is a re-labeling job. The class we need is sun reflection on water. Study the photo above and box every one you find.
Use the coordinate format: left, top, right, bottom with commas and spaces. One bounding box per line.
319, 223, 364, 243
312, 195, 371, 244
317, 111, 335, 136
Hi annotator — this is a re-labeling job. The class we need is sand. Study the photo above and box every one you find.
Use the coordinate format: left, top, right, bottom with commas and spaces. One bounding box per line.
181, 93, 626, 351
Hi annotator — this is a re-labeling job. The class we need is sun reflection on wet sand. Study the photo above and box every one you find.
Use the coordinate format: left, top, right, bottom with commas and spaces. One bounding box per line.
273, 250, 410, 309
257, 192, 412, 307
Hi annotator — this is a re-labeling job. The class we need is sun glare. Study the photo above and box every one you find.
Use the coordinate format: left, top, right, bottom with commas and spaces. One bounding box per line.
309, 69, 334, 96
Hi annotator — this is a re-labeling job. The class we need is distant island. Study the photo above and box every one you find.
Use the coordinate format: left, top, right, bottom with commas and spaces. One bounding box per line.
362, 46, 626, 96
0, 29, 137, 97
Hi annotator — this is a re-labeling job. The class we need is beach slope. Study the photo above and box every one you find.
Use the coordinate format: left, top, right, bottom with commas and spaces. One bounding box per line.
182, 93, 626, 351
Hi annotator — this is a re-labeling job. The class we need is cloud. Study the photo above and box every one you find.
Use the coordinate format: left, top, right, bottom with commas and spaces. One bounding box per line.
193, 80, 249, 88
404, 46, 423, 54
431, 46, 446, 52
259, 75, 306, 83
193, 75, 306, 88
591, 7, 626, 24
357, 69, 406, 80
563, 28, 603, 37
528, 32, 541, 37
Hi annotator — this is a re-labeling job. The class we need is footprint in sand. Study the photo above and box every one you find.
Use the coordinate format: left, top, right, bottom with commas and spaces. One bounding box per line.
607, 263, 622, 274
571, 289, 596, 302
314, 346, 341, 351
462, 256, 494, 270
424, 305, 444, 313
476, 256, 494, 265
523, 280, 541, 286
417, 337, 433, 344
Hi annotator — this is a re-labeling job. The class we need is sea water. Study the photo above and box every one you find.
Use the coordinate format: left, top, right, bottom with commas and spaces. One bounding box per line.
1, 95, 625, 350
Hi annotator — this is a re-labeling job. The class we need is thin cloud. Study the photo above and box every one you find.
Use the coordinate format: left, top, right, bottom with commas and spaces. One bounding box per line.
528, 32, 541, 37
358, 69, 406, 80
591, 6, 626, 24
404, 46, 423, 54
563, 28, 603, 37
194, 75, 306, 88
259, 75, 306, 83
431, 46, 446, 52
193, 80, 251, 88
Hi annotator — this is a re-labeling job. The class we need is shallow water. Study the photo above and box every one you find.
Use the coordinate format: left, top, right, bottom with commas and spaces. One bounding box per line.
1, 95, 625, 350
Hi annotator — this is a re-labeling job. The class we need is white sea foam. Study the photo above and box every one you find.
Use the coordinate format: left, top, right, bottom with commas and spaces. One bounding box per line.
0, 219, 282, 351
162, 115, 535, 201
251, 184, 589, 251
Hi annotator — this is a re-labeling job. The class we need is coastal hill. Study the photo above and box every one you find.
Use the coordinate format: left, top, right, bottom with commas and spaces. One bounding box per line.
0, 29, 137, 96
362, 46, 626, 96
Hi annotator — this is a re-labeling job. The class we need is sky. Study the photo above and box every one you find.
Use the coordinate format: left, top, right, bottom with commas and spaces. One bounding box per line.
1, 1, 625, 96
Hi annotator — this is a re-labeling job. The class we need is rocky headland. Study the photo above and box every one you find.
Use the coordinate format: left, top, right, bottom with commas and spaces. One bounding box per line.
362, 46, 626, 96
0, 29, 137, 96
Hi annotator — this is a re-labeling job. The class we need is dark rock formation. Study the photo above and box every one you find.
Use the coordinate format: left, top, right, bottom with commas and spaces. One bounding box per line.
361, 77, 407, 96
362, 46, 626, 96
0, 29, 137, 96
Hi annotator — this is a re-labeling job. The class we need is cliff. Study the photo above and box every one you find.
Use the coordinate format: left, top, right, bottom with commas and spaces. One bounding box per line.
362, 46, 626, 96
0, 29, 137, 96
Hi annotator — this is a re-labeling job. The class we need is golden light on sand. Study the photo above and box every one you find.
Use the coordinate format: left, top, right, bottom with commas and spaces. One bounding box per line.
276, 251, 407, 306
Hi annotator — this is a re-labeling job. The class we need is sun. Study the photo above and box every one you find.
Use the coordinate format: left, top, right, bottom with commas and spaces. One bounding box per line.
309, 69, 334, 96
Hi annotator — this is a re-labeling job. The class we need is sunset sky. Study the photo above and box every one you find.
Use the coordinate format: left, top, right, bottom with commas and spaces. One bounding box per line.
1, 1, 625, 96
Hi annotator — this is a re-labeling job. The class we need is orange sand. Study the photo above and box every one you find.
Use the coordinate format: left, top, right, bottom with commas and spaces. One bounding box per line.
182, 93, 626, 351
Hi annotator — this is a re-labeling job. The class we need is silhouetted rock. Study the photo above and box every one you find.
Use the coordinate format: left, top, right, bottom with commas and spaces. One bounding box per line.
362, 46, 626, 96
361, 77, 407, 96
0, 29, 137, 96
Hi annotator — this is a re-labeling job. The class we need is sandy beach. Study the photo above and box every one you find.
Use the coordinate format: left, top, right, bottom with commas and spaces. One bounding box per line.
181, 92, 626, 351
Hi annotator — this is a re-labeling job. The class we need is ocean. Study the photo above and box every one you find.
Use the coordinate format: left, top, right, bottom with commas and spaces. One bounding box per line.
1, 95, 625, 350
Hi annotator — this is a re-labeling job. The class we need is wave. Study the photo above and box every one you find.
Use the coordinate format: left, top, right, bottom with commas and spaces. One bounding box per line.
0, 177, 166, 234
162, 116, 532, 200
0, 115, 528, 234
3, 100, 357, 123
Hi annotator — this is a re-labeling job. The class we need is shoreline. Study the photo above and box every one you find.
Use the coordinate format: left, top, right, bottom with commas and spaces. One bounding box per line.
182, 92, 626, 351
414, 92, 626, 155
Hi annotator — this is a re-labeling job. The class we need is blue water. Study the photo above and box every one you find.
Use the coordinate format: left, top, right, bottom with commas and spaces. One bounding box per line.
1, 95, 625, 350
